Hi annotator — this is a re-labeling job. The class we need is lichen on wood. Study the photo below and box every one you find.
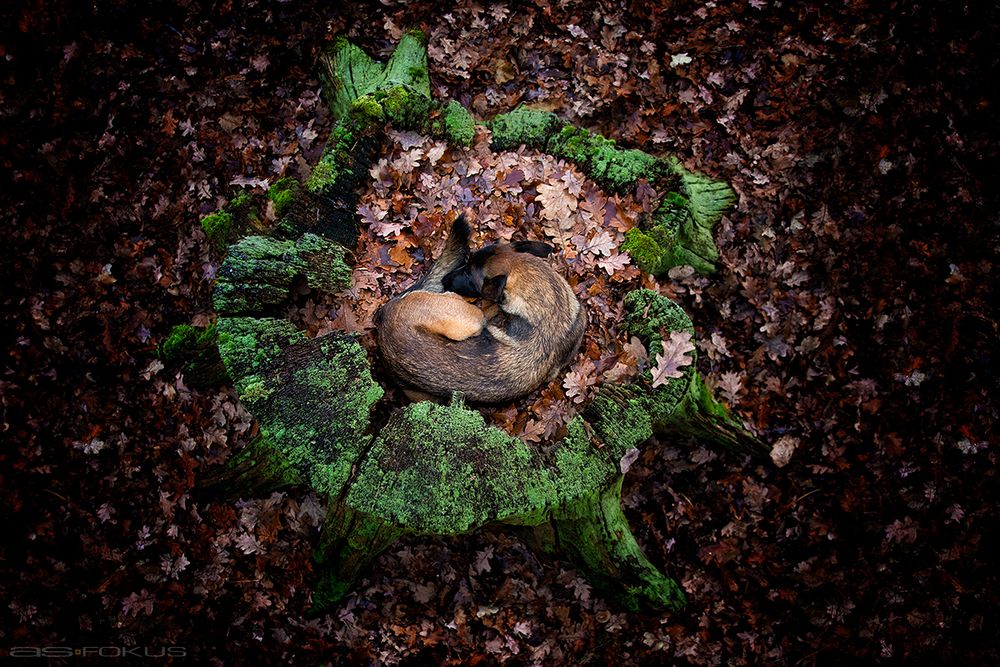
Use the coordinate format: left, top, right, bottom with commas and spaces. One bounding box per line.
157, 323, 229, 388
215, 317, 383, 498
346, 396, 555, 535
212, 233, 350, 315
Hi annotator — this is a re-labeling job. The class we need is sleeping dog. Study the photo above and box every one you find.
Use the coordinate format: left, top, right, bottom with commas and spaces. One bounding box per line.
375, 216, 585, 403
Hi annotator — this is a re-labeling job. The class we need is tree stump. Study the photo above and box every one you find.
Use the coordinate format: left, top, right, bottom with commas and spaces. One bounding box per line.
199, 30, 767, 615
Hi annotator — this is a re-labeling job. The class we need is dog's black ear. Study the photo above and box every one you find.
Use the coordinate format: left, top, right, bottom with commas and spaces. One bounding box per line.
451, 214, 472, 244
467, 244, 499, 267
511, 240, 554, 257
481, 274, 507, 303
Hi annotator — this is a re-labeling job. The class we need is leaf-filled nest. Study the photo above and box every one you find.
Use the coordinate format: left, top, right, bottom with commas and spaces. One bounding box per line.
285, 126, 694, 443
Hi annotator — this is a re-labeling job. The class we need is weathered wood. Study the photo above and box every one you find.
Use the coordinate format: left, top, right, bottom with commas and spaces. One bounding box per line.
310, 502, 408, 615
525, 476, 687, 611
157, 323, 229, 388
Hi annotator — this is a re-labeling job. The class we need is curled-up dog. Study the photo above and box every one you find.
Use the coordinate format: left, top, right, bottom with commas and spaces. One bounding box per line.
375, 216, 586, 403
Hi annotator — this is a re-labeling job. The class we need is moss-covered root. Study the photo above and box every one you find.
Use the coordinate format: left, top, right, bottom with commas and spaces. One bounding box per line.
346, 396, 555, 534
199, 433, 303, 499
616, 289, 767, 457
621, 193, 716, 275
212, 233, 350, 316
200, 190, 263, 251
215, 317, 384, 497
157, 323, 229, 388
621, 165, 736, 275
666, 372, 768, 457
309, 502, 409, 615
529, 476, 686, 611
665, 156, 738, 238
488, 107, 663, 193
318, 29, 430, 122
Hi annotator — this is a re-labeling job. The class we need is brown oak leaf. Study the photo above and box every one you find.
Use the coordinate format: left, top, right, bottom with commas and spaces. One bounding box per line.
650, 331, 695, 387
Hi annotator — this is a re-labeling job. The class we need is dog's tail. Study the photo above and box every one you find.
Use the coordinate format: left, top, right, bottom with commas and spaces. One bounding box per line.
410, 215, 472, 293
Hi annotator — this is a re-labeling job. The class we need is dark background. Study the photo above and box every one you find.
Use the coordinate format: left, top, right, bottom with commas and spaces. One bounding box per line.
2, 0, 997, 663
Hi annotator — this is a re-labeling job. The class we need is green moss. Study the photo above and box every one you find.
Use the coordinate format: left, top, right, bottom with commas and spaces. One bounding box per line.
306, 96, 385, 196
381, 29, 430, 97
547, 126, 664, 193
621, 192, 723, 275
488, 110, 661, 192
619, 290, 698, 428
158, 323, 228, 387
159, 324, 198, 361
267, 178, 298, 217
378, 85, 432, 131
200, 210, 234, 250
441, 100, 476, 146
295, 232, 353, 293
582, 384, 655, 463
318, 37, 387, 121
488, 106, 566, 151
216, 318, 384, 497
347, 398, 556, 534
621, 228, 669, 275
318, 27, 430, 124
215, 317, 302, 380
200, 188, 266, 251
229, 190, 252, 210
597, 148, 661, 192
548, 416, 618, 503
617, 290, 765, 455
212, 234, 350, 315
611, 156, 738, 275
350, 94, 386, 124
547, 124, 614, 169
622, 289, 695, 356
305, 152, 341, 195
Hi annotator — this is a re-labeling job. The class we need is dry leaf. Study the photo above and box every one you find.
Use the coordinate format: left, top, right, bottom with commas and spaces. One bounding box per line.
650, 331, 695, 387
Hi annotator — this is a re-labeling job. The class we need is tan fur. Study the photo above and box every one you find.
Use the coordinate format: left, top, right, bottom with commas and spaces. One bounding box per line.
395, 291, 486, 341
376, 221, 585, 404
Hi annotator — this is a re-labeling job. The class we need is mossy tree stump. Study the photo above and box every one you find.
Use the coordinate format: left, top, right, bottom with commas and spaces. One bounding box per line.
198, 30, 766, 615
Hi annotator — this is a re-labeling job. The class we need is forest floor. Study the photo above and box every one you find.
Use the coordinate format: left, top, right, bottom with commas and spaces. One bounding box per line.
2, 1, 998, 664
